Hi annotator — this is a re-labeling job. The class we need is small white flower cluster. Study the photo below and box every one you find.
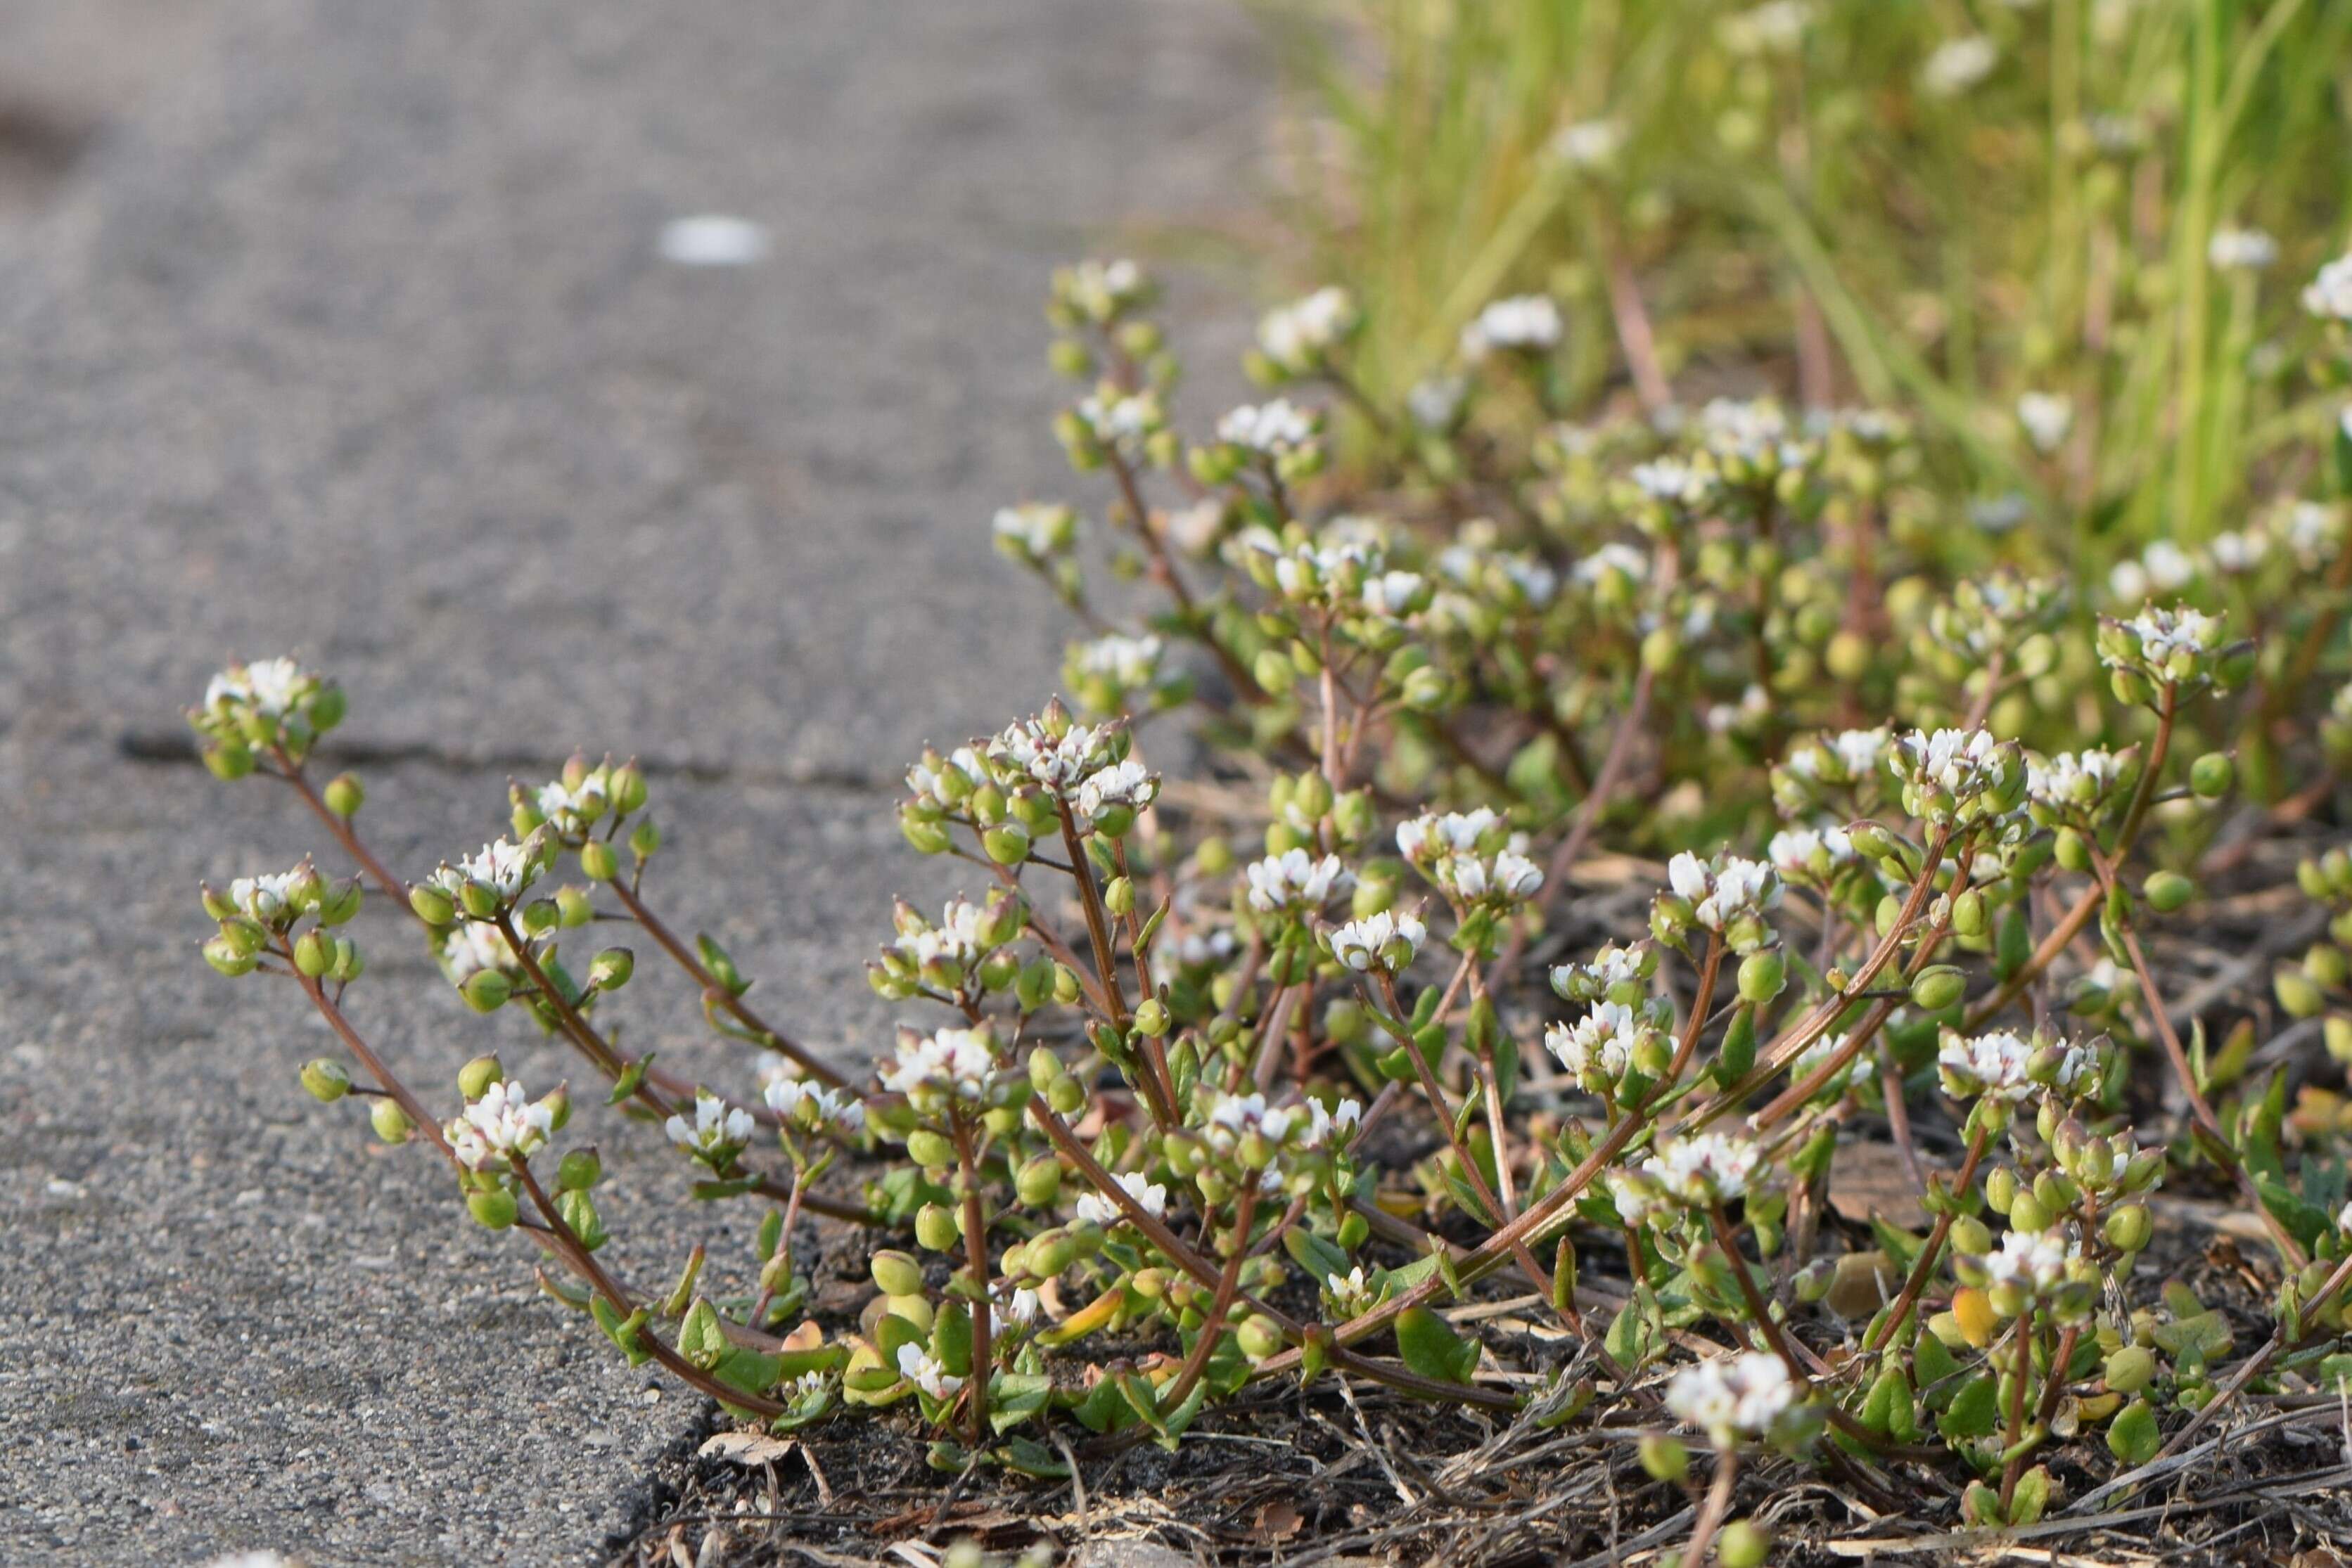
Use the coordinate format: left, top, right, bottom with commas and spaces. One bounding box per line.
1937, 1027, 2037, 1104
1245, 847, 1350, 915
1661, 852, 1781, 952
2100, 603, 2225, 688
762, 1072, 866, 1135
1890, 727, 2020, 826
430, 836, 545, 908
228, 864, 317, 927
1298, 1095, 1364, 1150
894, 895, 1002, 972
2208, 226, 2277, 272
1613, 1132, 1762, 1222
1074, 386, 1165, 458
1067, 633, 1180, 712
450, 1080, 557, 1171
1787, 1031, 1856, 1098
2016, 391, 2073, 455
896, 1342, 964, 1400
1434, 536, 1560, 613
531, 772, 608, 834
1327, 908, 1427, 972
1358, 568, 1428, 619
1057, 257, 1150, 325
1766, 823, 1857, 886
880, 1025, 1000, 1105
1924, 570, 2062, 661
2303, 252, 2352, 323
2026, 748, 2130, 815
1920, 34, 1998, 97
1459, 295, 1563, 361
442, 922, 521, 983
1074, 1169, 1170, 1227
665, 1091, 756, 1162
2275, 500, 2346, 569
1551, 942, 1653, 1003
1571, 541, 1649, 598
1217, 398, 1321, 457
1199, 1090, 1302, 1157
1545, 999, 1660, 1091
1074, 758, 1158, 825
1397, 809, 1543, 907
203, 656, 314, 723
1665, 1350, 1799, 1444
992, 502, 1080, 563
1774, 728, 1891, 813
1980, 1228, 2079, 1298
1257, 286, 1359, 374
1406, 373, 1469, 432
1628, 458, 1716, 510
2107, 539, 2196, 604
1698, 397, 1812, 477
990, 714, 1123, 795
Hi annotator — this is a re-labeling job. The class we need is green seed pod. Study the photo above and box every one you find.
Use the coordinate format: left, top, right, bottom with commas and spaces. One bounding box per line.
905, 1129, 955, 1169
459, 1054, 505, 1100
2054, 827, 2091, 875
556, 1148, 602, 1192
1951, 888, 1988, 939
587, 948, 634, 990
1638, 1433, 1689, 1482
1132, 998, 1170, 1036
1737, 949, 1786, 1005
2102, 1204, 2152, 1254
460, 969, 512, 1013
2142, 870, 2194, 913
579, 840, 618, 882
300, 1058, 351, 1103
409, 883, 456, 926
629, 818, 662, 860
2276, 966, 2327, 1019
370, 1098, 414, 1145
322, 772, 366, 818
871, 1250, 925, 1297
1949, 1214, 1992, 1257
1235, 1314, 1285, 1360
1718, 1522, 1770, 1568
914, 1204, 960, 1252
204, 741, 257, 780
610, 763, 648, 816
1015, 1157, 1062, 1208
2008, 1191, 2051, 1233
1028, 1230, 1080, 1278
1910, 965, 1967, 1011
982, 823, 1033, 866
1047, 1075, 1086, 1115
203, 935, 260, 977
468, 1188, 518, 1230
2190, 752, 2234, 798
290, 930, 333, 979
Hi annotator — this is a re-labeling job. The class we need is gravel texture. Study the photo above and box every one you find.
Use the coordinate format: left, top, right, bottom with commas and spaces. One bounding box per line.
0, 1, 1259, 1560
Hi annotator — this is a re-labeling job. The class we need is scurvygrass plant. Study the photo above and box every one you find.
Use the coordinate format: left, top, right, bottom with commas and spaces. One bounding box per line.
191, 253, 2352, 1554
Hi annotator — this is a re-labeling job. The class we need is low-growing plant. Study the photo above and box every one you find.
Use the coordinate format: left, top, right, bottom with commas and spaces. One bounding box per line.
192, 253, 2352, 1553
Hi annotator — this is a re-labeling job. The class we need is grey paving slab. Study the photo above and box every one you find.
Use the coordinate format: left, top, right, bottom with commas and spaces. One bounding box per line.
0, 0, 1267, 1562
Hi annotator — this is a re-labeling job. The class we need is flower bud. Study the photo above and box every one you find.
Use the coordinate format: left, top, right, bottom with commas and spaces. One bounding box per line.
1104, 876, 1135, 917
459, 1054, 505, 1100
629, 818, 661, 860
323, 773, 366, 818
300, 1058, 352, 1102
588, 948, 634, 991
468, 1188, 518, 1230
2054, 827, 2091, 874
871, 1250, 925, 1297
370, 1098, 414, 1144
460, 968, 513, 1013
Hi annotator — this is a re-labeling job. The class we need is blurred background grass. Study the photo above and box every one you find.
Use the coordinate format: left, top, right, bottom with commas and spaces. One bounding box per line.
1248, 0, 2352, 562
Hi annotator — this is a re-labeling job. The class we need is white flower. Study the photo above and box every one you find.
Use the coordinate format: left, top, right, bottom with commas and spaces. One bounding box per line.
1360, 570, 1426, 617
1217, 399, 1319, 455
1969, 492, 2029, 534
1575, 541, 1650, 589
1075, 758, 1159, 822
1244, 848, 1348, 913
1553, 942, 1650, 1001
2208, 226, 2277, 272
879, 1027, 999, 1101
1073, 634, 1165, 690
2206, 529, 2266, 574
665, 1091, 756, 1159
2016, 392, 2073, 455
1789, 1032, 1855, 1096
1630, 459, 1713, 507
2121, 603, 2220, 664
449, 1080, 556, 1171
2275, 501, 2344, 567
1666, 852, 1781, 935
1258, 286, 1357, 372
1002, 1287, 1042, 1327
896, 1342, 964, 1400
204, 656, 309, 719
990, 716, 1116, 792
1552, 118, 1625, 169
1397, 808, 1500, 862
1767, 824, 1855, 881
1299, 1096, 1364, 1150
1666, 1351, 1798, 1443
228, 867, 311, 924
1075, 1170, 1169, 1227
1065, 257, 1148, 322
535, 774, 607, 826
1938, 1028, 2036, 1103
1075, 388, 1163, 454
1545, 1001, 1647, 1085
433, 837, 541, 902
1921, 35, 1998, 97
1982, 1228, 2078, 1295
1201, 1090, 1298, 1154
1460, 295, 1562, 361
897, 897, 994, 970
1407, 375, 1469, 431
1492, 850, 1545, 901
442, 922, 519, 983
762, 1073, 865, 1133
993, 502, 1077, 558
1642, 1133, 1762, 1204
1891, 726, 2007, 801
2027, 749, 2128, 811
2305, 254, 2352, 322
1328, 909, 1426, 972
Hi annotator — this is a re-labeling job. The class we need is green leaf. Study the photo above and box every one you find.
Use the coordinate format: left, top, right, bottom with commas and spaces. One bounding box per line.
933, 1302, 974, 1377
876, 1309, 925, 1364
1395, 1306, 1478, 1384
1914, 1330, 1961, 1396
988, 1370, 1052, 1434
677, 1298, 729, 1370
2107, 1399, 2160, 1466
996, 1434, 1071, 1477
1283, 1226, 1353, 1282
606, 1052, 654, 1105
1938, 1372, 2000, 1440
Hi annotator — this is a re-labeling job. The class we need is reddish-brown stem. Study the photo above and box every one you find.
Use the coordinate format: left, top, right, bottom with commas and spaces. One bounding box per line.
606, 878, 845, 1088
1863, 1120, 1993, 1355
950, 1111, 994, 1445
1161, 1181, 1259, 1410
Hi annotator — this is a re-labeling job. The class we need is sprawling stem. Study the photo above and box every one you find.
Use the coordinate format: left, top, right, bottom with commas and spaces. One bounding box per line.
1863, 1119, 1993, 1355
950, 1110, 993, 1444
604, 877, 845, 1087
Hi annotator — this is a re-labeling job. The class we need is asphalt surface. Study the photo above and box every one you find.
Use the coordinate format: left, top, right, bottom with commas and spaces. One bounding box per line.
0, 1, 1262, 1561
